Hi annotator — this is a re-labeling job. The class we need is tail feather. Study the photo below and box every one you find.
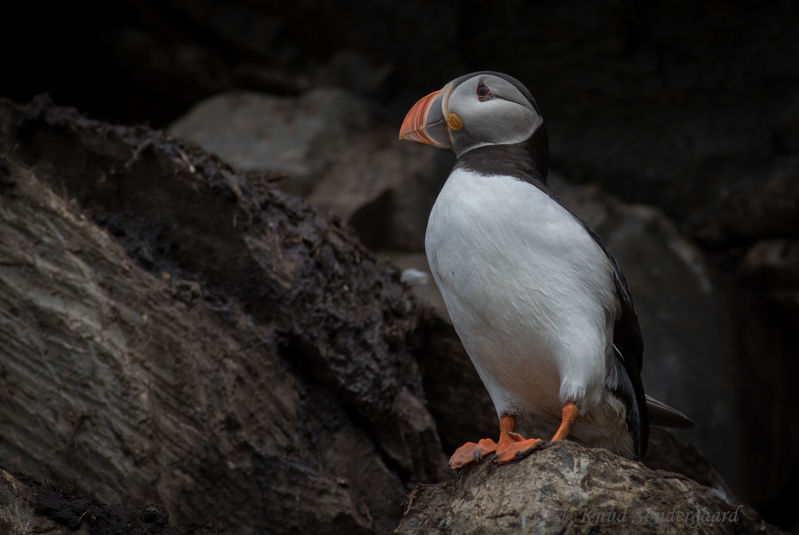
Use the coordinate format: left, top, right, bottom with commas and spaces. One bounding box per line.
645, 394, 695, 429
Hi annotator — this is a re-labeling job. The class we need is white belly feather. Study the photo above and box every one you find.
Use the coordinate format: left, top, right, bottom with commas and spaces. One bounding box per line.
425, 168, 620, 424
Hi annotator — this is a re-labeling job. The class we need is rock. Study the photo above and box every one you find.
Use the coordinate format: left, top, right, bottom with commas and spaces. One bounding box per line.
313, 50, 394, 94
169, 89, 453, 251
168, 89, 372, 196
0, 96, 446, 534
644, 427, 737, 504
1, 470, 72, 535
378, 252, 447, 318
743, 239, 799, 322
309, 129, 452, 252
395, 441, 778, 535
0, 468, 226, 535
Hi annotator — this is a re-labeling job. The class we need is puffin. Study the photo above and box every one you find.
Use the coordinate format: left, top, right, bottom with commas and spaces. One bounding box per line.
399, 71, 693, 469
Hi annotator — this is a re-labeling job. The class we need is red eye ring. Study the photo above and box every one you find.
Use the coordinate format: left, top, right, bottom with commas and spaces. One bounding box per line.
476, 82, 493, 101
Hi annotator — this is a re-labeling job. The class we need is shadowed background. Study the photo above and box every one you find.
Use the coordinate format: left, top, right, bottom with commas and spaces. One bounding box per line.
3, 1, 798, 530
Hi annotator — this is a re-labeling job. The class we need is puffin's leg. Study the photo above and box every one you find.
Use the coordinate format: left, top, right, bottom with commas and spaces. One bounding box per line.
449, 415, 542, 469
551, 402, 579, 442
494, 402, 578, 464
449, 403, 580, 469
493, 414, 544, 463
449, 414, 525, 469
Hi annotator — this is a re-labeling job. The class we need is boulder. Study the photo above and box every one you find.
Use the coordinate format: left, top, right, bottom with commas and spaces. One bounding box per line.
0, 96, 446, 534
395, 441, 777, 535
743, 238, 799, 323
168, 89, 372, 196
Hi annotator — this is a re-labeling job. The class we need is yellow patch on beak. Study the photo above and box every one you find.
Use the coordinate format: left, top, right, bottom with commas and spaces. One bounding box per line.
446, 113, 464, 131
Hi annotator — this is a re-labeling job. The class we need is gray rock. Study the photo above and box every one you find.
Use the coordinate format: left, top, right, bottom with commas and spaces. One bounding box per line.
395, 440, 778, 535
743, 239, 799, 322
309, 129, 452, 251
168, 89, 373, 196
169, 89, 452, 251
379, 252, 447, 317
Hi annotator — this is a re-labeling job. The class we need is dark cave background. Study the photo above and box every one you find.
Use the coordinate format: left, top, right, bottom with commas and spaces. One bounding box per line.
3, 1, 798, 530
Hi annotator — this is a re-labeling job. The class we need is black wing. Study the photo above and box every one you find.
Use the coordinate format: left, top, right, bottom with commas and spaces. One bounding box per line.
518, 168, 650, 458
601, 242, 649, 459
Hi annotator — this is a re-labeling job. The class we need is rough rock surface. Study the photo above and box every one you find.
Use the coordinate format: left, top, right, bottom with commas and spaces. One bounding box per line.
0, 97, 446, 534
0, 469, 225, 535
396, 441, 776, 535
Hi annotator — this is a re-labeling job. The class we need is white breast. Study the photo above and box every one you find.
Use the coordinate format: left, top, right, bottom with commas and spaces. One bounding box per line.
425, 168, 619, 422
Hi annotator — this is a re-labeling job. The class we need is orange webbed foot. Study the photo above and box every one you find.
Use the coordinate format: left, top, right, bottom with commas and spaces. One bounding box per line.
449, 405, 579, 469
494, 435, 544, 463
449, 438, 497, 469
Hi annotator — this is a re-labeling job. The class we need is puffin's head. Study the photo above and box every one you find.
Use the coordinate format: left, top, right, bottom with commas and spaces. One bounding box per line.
399, 71, 544, 158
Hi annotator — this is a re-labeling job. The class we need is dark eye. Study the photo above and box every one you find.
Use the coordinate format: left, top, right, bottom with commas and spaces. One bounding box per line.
476, 82, 493, 101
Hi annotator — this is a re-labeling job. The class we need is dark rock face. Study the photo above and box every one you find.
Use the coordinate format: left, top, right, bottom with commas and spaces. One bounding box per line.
0, 97, 446, 534
1, 468, 227, 535
396, 441, 777, 535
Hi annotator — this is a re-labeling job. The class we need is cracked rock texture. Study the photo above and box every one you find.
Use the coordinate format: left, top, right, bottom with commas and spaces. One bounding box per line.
396, 441, 777, 535
0, 97, 446, 534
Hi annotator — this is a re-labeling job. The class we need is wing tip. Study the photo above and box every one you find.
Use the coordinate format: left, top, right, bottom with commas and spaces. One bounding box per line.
645, 394, 696, 429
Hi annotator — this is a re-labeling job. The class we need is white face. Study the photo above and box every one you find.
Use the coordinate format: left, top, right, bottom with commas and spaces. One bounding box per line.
443, 74, 543, 158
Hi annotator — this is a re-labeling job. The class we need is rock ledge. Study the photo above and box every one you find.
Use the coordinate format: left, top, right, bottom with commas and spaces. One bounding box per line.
396, 441, 777, 535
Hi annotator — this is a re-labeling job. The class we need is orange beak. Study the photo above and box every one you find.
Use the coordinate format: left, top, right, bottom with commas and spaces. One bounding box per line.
399, 86, 452, 148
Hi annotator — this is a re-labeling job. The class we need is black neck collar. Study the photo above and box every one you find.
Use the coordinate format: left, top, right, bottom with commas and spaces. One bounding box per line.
454, 125, 549, 186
